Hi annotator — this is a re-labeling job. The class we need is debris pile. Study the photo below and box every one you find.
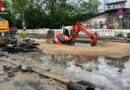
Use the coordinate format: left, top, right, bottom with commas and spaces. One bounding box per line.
0, 52, 5, 57
3, 64, 33, 77
67, 81, 95, 90
2, 39, 39, 53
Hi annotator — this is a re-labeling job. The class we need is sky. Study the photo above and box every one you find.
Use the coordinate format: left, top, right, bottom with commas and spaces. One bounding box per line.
99, 0, 130, 9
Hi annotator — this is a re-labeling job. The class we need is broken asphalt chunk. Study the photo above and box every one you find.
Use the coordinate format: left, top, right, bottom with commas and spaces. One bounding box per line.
3, 64, 11, 72
0, 53, 5, 57
8, 71, 15, 77
21, 65, 32, 72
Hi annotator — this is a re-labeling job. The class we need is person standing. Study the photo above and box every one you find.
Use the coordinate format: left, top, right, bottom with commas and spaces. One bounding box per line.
22, 26, 26, 41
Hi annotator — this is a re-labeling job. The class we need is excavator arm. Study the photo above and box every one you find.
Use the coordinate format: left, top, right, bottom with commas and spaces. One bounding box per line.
53, 22, 97, 46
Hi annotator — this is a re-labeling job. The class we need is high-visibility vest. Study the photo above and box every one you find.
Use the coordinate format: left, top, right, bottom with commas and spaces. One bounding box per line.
22, 28, 26, 35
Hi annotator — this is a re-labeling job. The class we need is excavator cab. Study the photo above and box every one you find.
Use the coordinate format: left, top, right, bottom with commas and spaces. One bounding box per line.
53, 32, 72, 45
63, 28, 69, 37
62, 26, 73, 37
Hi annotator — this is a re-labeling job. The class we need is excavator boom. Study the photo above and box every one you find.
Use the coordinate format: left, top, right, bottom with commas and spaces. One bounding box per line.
53, 22, 97, 46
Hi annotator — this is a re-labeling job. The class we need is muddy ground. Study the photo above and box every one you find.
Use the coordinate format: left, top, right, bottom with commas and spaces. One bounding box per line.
1, 50, 130, 90
0, 36, 130, 90
35, 38, 130, 56
0, 52, 67, 90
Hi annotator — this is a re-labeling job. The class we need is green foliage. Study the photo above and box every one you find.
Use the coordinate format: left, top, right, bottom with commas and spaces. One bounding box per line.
0, 0, 8, 7
116, 33, 124, 38
11, 0, 29, 12
0, 0, 16, 27
70, 0, 100, 14
1, 0, 101, 29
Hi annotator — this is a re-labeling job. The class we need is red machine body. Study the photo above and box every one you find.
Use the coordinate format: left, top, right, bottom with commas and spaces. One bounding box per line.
53, 22, 97, 46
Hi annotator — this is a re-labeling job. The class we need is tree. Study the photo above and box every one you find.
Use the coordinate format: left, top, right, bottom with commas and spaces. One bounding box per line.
0, 0, 16, 27
68, 0, 100, 23
3, 0, 101, 29
71, 0, 100, 15
11, 0, 29, 28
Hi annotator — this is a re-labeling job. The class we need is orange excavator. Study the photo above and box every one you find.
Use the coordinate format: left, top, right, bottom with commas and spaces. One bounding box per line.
53, 22, 97, 46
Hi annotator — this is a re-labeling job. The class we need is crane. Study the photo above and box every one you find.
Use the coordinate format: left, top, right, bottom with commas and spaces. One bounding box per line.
53, 22, 97, 46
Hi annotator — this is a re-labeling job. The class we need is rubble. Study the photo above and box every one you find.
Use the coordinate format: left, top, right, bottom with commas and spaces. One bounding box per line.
0, 53, 5, 57
21, 65, 33, 72
3, 64, 15, 77
2, 39, 39, 53
7, 70, 15, 77
2, 64, 33, 78
67, 81, 94, 90
12, 65, 21, 72
3, 64, 12, 72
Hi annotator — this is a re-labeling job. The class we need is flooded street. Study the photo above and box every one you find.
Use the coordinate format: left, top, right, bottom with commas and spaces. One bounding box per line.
1, 50, 130, 90
1, 38, 130, 90
32, 54, 130, 90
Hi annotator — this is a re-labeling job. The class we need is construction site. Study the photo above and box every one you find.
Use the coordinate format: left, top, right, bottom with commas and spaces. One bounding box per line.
0, 0, 130, 90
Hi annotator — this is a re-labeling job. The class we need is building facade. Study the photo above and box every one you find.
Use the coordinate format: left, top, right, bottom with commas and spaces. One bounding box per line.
84, 8, 130, 29
84, 1, 130, 29
106, 8, 130, 29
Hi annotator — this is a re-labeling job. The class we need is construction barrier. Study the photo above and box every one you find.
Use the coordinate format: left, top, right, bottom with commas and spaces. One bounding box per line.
99, 29, 115, 38
39, 28, 50, 35
17, 29, 130, 38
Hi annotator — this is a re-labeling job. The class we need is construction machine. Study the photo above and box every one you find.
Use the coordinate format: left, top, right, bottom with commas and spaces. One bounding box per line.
0, 19, 17, 46
0, 19, 9, 46
0, 1, 17, 46
53, 22, 97, 46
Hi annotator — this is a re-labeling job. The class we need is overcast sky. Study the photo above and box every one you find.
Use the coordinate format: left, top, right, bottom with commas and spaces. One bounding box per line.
99, 0, 130, 9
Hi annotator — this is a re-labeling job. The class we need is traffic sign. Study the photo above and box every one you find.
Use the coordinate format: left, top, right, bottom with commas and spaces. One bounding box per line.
22, 20, 25, 23
119, 15, 123, 18
22, 20, 25, 25
0, 2, 4, 8
118, 10, 123, 16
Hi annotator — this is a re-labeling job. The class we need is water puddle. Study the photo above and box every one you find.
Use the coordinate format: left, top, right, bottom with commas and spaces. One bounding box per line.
14, 80, 43, 90
1, 51, 130, 90
75, 42, 91, 47
32, 54, 130, 90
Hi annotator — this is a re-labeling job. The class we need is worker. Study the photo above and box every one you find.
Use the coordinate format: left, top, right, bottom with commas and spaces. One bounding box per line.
22, 26, 26, 41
